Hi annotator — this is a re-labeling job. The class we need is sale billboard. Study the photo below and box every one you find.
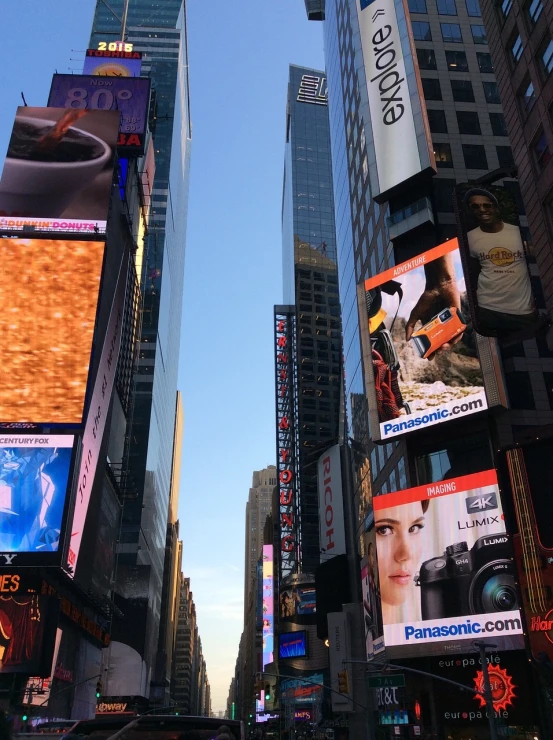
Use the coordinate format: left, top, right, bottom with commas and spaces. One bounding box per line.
454, 183, 545, 345
360, 239, 488, 441
0, 107, 119, 234
0, 239, 105, 425
0, 435, 75, 566
373, 470, 524, 658
48, 75, 151, 155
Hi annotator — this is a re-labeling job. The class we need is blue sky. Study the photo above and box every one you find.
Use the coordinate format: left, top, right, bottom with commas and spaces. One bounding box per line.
0, 0, 324, 712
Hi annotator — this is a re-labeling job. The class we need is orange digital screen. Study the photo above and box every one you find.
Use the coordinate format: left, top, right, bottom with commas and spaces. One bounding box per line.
0, 238, 105, 423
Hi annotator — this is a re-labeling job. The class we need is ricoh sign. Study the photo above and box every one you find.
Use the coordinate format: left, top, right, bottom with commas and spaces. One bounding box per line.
317, 445, 346, 562
356, 0, 435, 198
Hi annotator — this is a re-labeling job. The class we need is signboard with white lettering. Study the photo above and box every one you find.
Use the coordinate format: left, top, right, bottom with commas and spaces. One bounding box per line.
356, 0, 435, 199
317, 445, 346, 562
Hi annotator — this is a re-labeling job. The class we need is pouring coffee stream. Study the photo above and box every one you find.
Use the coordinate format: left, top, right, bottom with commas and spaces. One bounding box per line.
34, 109, 88, 155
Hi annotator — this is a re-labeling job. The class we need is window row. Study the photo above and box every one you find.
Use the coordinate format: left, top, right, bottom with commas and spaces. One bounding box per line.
500, 0, 543, 29
427, 108, 508, 136
422, 76, 500, 103
412, 20, 487, 44
509, 34, 553, 79
433, 142, 515, 170
417, 48, 493, 73
409, 0, 482, 13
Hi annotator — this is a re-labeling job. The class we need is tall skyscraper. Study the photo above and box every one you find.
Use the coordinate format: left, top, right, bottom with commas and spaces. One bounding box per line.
244, 466, 277, 616
89, 0, 191, 696
280, 65, 341, 575
303, 0, 553, 736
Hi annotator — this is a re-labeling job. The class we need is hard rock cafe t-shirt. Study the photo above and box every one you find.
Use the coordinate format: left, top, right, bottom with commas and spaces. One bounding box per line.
467, 222, 534, 316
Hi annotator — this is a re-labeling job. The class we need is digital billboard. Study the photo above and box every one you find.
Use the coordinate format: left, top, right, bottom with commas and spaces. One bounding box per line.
454, 184, 544, 345
317, 445, 346, 561
0, 107, 119, 234
0, 239, 105, 425
373, 470, 524, 658
281, 674, 323, 704
0, 436, 74, 566
0, 595, 60, 676
279, 585, 316, 617
48, 75, 151, 155
83, 48, 142, 77
361, 533, 385, 659
355, 0, 435, 199
262, 545, 274, 668
361, 239, 487, 441
279, 631, 307, 659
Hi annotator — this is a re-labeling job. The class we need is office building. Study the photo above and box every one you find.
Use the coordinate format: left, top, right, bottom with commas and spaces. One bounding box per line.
244, 466, 277, 616
280, 64, 342, 576
303, 0, 553, 736
88, 0, 191, 696
478, 0, 553, 311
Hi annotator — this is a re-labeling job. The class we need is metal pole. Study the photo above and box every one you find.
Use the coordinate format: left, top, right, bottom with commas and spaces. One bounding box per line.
121, 0, 130, 40
475, 642, 498, 740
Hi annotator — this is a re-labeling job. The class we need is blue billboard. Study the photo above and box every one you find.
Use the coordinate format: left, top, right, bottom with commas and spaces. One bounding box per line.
0, 435, 74, 563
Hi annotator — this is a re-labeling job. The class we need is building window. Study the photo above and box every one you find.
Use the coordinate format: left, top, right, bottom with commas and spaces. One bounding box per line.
446, 50, 468, 71
463, 144, 488, 169
483, 80, 501, 103
500, 0, 513, 17
539, 37, 553, 77
533, 129, 551, 170
451, 79, 475, 102
434, 142, 454, 168
525, 0, 543, 25
441, 22, 463, 42
408, 0, 427, 11
477, 52, 494, 72
427, 108, 448, 133
437, 0, 457, 14
422, 77, 443, 100
496, 146, 515, 169
519, 78, 536, 112
457, 111, 481, 134
489, 112, 508, 136
466, 0, 481, 15
417, 48, 437, 69
412, 21, 432, 40
432, 178, 456, 211
471, 25, 487, 44
510, 34, 524, 63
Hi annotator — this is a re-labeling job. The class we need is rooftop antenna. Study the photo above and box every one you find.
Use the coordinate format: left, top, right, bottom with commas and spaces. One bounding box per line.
121, 0, 130, 40
21, 92, 28, 106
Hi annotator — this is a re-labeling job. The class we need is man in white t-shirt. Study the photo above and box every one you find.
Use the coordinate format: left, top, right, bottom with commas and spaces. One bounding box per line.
464, 188, 538, 338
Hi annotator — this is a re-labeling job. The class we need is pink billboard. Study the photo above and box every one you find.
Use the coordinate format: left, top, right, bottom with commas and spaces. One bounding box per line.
262, 545, 274, 668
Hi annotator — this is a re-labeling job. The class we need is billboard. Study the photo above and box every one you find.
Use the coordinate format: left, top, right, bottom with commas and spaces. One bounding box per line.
373, 470, 524, 657
83, 48, 142, 77
0, 239, 105, 425
454, 184, 544, 345
0, 595, 59, 675
262, 546, 274, 668
48, 75, 151, 156
356, 0, 435, 199
279, 584, 316, 617
0, 436, 75, 566
66, 251, 128, 576
281, 673, 323, 704
361, 239, 487, 441
317, 445, 346, 561
0, 107, 119, 234
361, 533, 385, 659
279, 631, 307, 659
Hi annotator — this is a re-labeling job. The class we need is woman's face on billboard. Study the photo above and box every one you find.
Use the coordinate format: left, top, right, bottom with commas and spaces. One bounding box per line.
375, 501, 426, 607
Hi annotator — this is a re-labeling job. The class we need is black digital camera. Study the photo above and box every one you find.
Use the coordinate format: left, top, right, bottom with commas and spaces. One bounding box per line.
416, 533, 518, 619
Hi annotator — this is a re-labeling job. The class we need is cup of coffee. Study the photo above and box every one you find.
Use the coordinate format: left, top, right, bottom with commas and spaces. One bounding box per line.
0, 115, 111, 217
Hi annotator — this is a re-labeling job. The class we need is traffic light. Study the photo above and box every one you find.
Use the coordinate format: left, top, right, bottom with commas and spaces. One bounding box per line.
95, 680, 102, 699
22, 714, 28, 722
264, 682, 271, 701
337, 669, 349, 694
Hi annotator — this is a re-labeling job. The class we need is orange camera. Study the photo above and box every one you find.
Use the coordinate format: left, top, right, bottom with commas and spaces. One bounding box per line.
410, 307, 466, 359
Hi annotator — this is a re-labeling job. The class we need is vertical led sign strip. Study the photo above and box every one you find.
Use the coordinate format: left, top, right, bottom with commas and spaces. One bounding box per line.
262, 544, 274, 668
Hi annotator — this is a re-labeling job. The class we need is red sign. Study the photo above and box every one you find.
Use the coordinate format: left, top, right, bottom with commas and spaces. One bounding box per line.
473, 665, 516, 713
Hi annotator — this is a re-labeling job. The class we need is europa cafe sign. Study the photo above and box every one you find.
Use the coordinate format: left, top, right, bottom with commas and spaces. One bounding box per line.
275, 310, 298, 579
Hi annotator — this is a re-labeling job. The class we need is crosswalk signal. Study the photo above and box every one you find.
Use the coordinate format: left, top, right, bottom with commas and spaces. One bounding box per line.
337, 669, 349, 694
95, 680, 102, 699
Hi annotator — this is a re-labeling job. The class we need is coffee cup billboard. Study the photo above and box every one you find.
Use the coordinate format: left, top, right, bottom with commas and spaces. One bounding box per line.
454, 184, 545, 344
373, 469, 524, 658
0, 106, 119, 234
361, 240, 487, 441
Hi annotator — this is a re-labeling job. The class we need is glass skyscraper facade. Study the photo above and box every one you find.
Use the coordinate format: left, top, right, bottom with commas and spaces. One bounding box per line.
282, 65, 341, 574
89, 0, 191, 693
